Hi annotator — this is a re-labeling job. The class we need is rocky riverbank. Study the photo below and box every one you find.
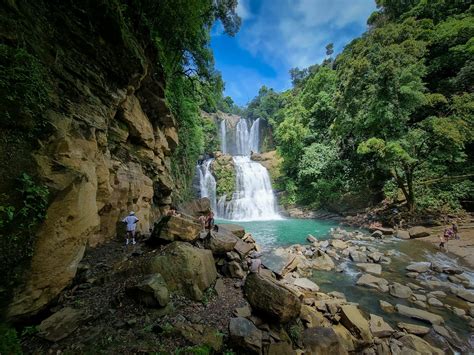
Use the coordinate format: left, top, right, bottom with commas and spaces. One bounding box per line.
18, 205, 474, 353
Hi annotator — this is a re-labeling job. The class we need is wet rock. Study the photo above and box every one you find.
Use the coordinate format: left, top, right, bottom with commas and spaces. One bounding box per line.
408, 226, 430, 238
302, 327, 348, 355
395, 304, 444, 325
328, 291, 347, 300
398, 334, 443, 354
37, 307, 85, 342
148, 242, 217, 301
220, 224, 246, 238
244, 273, 301, 323
452, 307, 465, 317
397, 322, 430, 335
310, 253, 335, 271
340, 305, 373, 343
389, 282, 413, 299
406, 272, 419, 278
371, 230, 383, 239
153, 215, 201, 242
229, 317, 262, 353
175, 322, 223, 352
356, 263, 382, 275
356, 274, 389, 292
373, 227, 394, 235
350, 250, 368, 263
451, 287, 474, 302
406, 283, 422, 291
307, 235, 317, 243
369, 314, 394, 337
293, 277, 320, 292
406, 262, 431, 273
368, 252, 383, 263
395, 230, 410, 240
412, 293, 427, 302
379, 300, 395, 313
427, 297, 443, 307
126, 274, 169, 307
414, 300, 427, 308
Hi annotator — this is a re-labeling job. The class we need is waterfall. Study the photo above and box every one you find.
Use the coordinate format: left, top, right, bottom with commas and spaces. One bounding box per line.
224, 156, 281, 220
236, 119, 250, 156
198, 159, 217, 212
220, 119, 227, 154
249, 118, 260, 153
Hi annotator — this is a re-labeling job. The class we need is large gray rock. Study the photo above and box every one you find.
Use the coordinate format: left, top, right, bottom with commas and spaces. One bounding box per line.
340, 305, 373, 343
356, 274, 389, 292
389, 282, 413, 299
395, 230, 410, 240
349, 250, 368, 263
261, 251, 296, 276
293, 278, 319, 292
220, 224, 246, 238
244, 273, 301, 323
451, 287, 474, 302
395, 304, 444, 325
397, 322, 430, 335
37, 307, 84, 342
178, 197, 211, 217
356, 263, 382, 275
229, 317, 262, 353
148, 242, 217, 300
152, 215, 201, 242
408, 226, 430, 239
302, 327, 348, 355
126, 274, 169, 307
369, 314, 394, 337
206, 230, 240, 254
406, 262, 431, 273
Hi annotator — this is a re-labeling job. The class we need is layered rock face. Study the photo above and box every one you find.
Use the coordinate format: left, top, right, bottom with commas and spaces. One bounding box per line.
3, 2, 178, 319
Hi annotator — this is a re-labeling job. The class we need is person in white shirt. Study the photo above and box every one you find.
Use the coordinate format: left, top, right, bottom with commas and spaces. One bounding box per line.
122, 211, 139, 245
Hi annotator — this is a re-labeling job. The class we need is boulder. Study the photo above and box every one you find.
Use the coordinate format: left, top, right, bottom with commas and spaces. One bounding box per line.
293, 278, 320, 292
369, 314, 394, 337
379, 300, 395, 313
427, 297, 443, 307
244, 273, 301, 323
356, 274, 389, 293
373, 227, 394, 235
233, 305, 252, 318
451, 287, 474, 302
234, 240, 255, 257
126, 274, 169, 307
395, 304, 444, 325
227, 261, 246, 279
398, 334, 443, 355
331, 240, 348, 249
229, 317, 262, 353
389, 282, 413, 299
300, 305, 326, 328
340, 305, 373, 343
332, 324, 356, 352
395, 230, 410, 240
220, 224, 246, 238
302, 327, 348, 355
37, 307, 84, 342
207, 231, 240, 254
356, 263, 382, 275
148, 242, 217, 300
267, 342, 296, 355
408, 226, 430, 239
397, 322, 430, 335
261, 251, 296, 276
307, 235, 317, 243
371, 230, 383, 239
406, 262, 431, 273
178, 197, 211, 217
349, 250, 367, 263
175, 322, 223, 352
152, 215, 201, 242
311, 253, 335, 271
368, 252, 383, 263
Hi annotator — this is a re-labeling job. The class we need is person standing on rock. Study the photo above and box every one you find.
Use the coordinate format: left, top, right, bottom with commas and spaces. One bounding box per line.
122, 211, 139, 245
205, 211, 215, 232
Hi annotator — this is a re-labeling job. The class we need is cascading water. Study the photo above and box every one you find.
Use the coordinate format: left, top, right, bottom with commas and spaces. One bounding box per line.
220, 119, 227, 154
197, 159, 217, 212
196, 117, 280, 221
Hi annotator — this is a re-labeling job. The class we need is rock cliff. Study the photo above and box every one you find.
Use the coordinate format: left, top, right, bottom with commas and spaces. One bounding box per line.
2, 1, 178, 319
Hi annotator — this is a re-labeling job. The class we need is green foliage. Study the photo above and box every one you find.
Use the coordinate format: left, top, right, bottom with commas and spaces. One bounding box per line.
211, 158, 236, 200
202, 117, 219, 154
247, 1, 473, 214
0, 323, 22, 355
0, 44, 51, 133
175, 344, 212, 355
0, 173, 49, 307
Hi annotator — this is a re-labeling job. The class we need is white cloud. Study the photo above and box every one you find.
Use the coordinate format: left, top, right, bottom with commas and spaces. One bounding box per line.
236, 0, 252, 20
238, 0, 375, 69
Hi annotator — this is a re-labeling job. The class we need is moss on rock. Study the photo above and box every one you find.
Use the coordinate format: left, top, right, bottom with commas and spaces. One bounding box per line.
211, 153, 236, 201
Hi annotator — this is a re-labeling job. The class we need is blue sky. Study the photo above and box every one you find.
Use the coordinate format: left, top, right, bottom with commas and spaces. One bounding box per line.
211, 0, 377, 106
